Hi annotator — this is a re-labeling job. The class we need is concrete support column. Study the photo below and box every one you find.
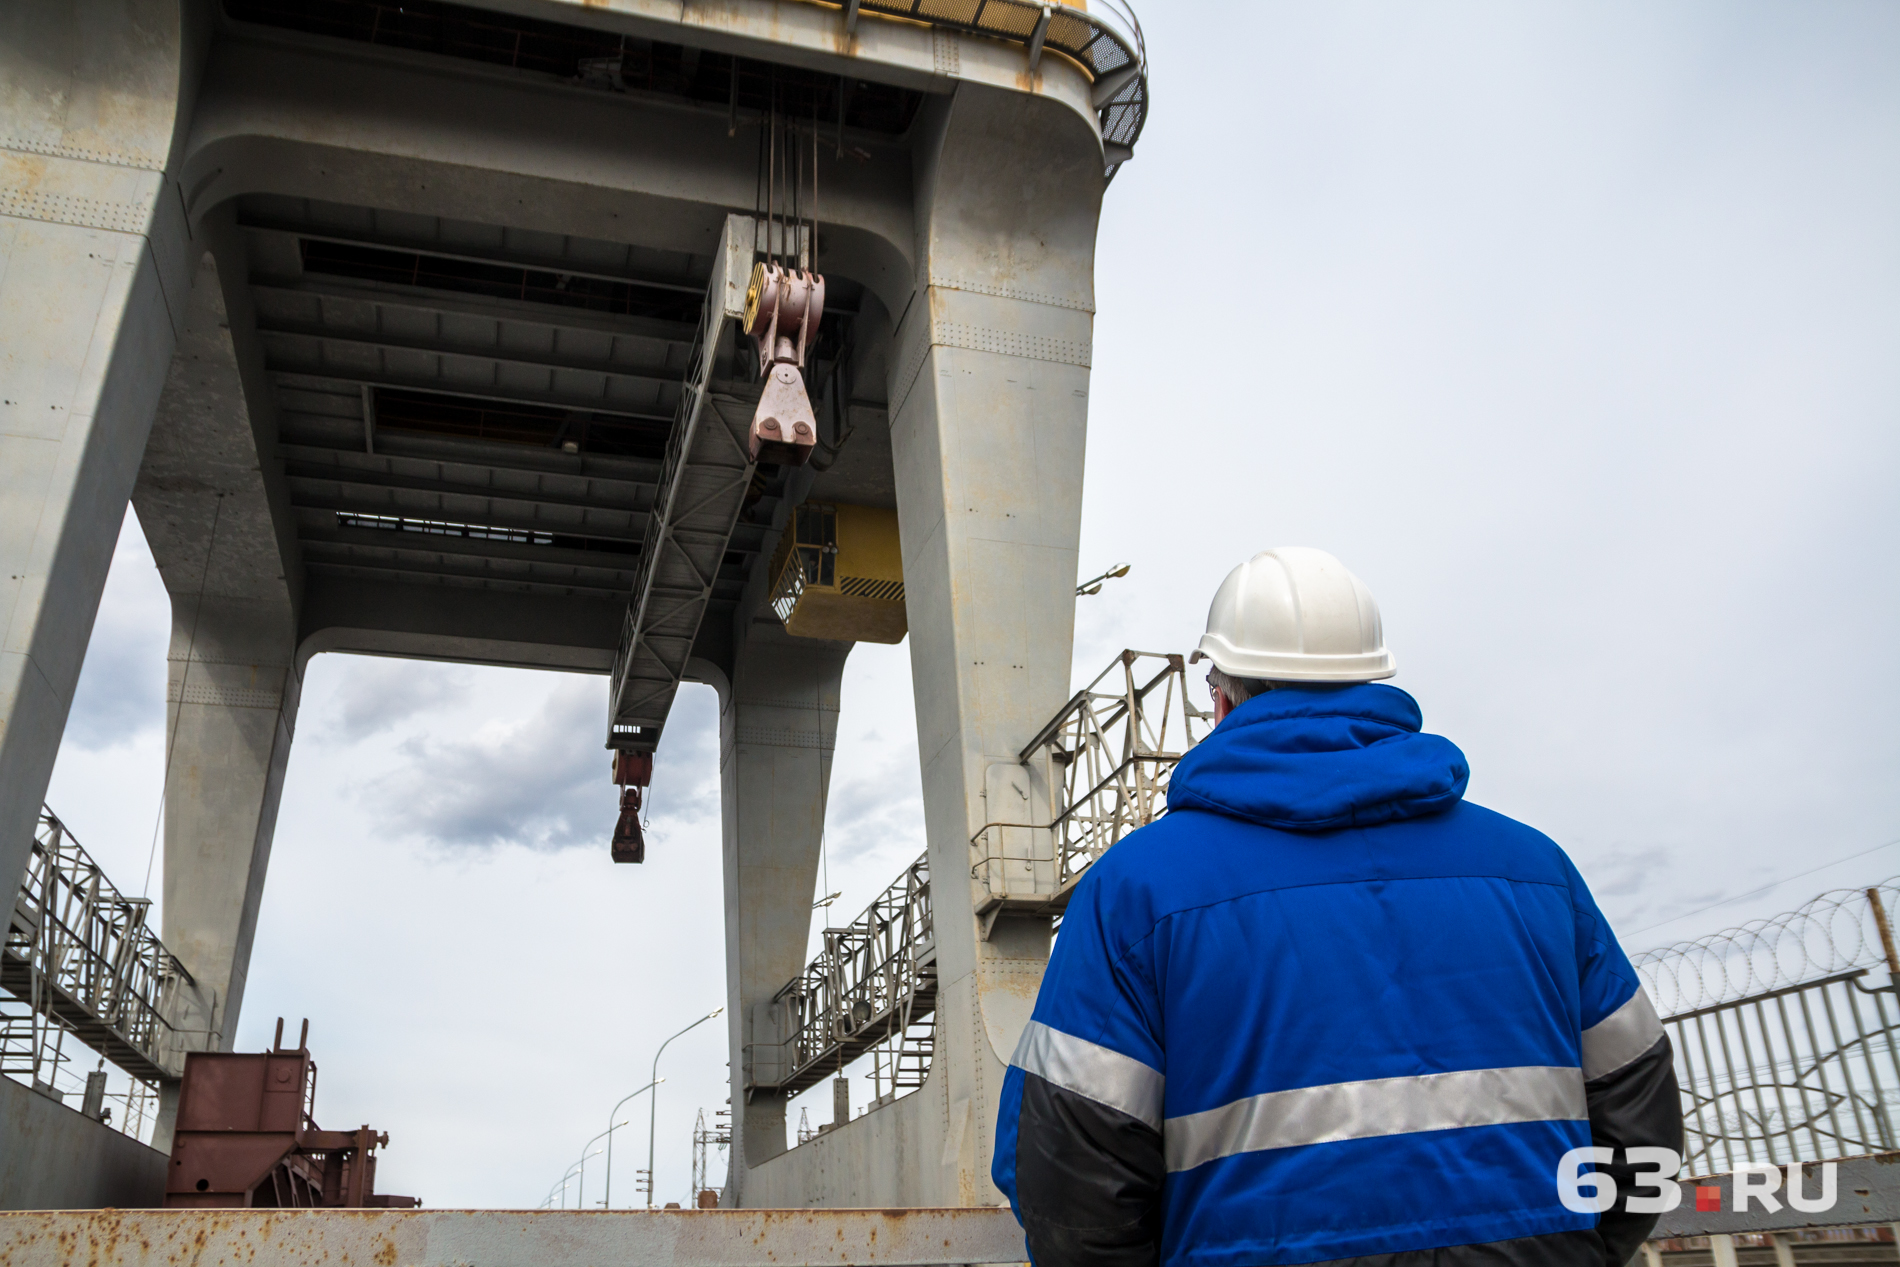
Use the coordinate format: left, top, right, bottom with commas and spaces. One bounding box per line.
886, 85, 1104, 1204
0, 0, 200, 901
717, 630, 851, 1203
158, 594, 300, 1051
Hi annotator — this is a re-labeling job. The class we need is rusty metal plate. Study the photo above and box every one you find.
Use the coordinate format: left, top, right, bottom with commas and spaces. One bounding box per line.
0, 1206, 1028, 1266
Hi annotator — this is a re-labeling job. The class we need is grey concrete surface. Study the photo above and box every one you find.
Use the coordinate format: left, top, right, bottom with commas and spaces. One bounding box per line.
134, 242, 303, 1061
3, 0, 1116, 1211
0, 1076, 166, 1211
0, 0, 202, 926
715, 630, 851, 1194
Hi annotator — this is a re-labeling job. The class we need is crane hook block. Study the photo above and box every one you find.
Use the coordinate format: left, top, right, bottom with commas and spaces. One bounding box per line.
742, 261, 825, 467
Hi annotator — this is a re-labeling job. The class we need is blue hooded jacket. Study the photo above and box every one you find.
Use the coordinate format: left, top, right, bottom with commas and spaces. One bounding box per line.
992, 683, 1669, 1267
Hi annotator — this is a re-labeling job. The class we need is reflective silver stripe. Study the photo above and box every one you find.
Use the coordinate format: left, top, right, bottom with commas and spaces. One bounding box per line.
1011, 1020, 1165, 1129
1581, 988, 1665, 1081
1163, 1065, 1587, 1173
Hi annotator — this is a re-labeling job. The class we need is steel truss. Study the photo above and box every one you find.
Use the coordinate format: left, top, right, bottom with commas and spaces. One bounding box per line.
972, 650, 1209, 924
751, 855, 935, 1102
2, 809, 214, 1122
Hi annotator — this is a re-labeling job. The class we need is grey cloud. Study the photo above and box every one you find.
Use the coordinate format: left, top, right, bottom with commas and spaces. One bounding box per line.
356, 677, 725, 852
326, 658, 470, 743
64, 515, 169, 752
65, 620, 166, 751
361, 676, 613, 851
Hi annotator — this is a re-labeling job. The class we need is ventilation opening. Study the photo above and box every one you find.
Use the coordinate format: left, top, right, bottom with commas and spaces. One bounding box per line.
334, 512, 642, 558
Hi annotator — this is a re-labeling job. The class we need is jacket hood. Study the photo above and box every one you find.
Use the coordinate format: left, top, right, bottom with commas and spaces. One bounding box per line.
1167, 683, 1468, 832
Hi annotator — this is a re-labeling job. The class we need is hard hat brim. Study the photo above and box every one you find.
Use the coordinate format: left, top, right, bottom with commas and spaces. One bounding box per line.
1192, 633, 1397, 683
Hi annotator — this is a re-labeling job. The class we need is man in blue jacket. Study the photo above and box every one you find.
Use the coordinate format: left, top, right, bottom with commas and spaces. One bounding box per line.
993, 548, 1682, 1267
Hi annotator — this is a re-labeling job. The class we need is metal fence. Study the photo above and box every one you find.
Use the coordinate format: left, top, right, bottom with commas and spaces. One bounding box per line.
1632, 882, 1900, 1174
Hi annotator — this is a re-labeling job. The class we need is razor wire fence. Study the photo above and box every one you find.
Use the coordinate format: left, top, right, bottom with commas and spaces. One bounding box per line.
1631, 881, 1900, 1175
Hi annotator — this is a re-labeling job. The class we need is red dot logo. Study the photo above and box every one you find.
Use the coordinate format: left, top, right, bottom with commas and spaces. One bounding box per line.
1695, 1185, 1722, 1212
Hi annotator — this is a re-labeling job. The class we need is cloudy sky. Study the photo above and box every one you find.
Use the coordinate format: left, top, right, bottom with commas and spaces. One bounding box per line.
41, 0, 1900, 1208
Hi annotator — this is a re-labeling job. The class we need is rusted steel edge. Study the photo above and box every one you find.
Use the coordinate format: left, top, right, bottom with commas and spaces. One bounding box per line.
0, 1206, 1028, 1267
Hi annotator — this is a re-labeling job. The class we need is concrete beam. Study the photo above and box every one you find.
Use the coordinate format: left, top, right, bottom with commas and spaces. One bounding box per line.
182, 33, 920, 317
297, 574, 622, 673
250, 278, 699, 350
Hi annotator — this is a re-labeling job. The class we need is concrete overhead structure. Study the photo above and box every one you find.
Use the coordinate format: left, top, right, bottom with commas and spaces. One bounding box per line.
0, 0, 1142, 1206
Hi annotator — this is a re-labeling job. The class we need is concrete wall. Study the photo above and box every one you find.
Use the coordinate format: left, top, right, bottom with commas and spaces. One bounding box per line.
0, 1077, 167, 1210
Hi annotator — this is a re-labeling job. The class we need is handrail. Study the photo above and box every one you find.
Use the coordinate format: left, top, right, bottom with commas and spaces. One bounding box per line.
797, 0, 1149, 179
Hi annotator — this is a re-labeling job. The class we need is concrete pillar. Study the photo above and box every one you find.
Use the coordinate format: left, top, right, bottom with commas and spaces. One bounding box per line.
884, 84, 1103, 1204
0, 0, 201, 903
717, 629, 850, 1203
135, 236, 302, 1059
1708, 1233, 1740, 1267
157, 594, 300, 1051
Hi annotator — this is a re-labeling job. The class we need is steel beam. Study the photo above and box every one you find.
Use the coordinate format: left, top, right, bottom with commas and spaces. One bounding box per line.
265, 366, 676, 423
239, 213, 706, 294
301, 558, 639, 600
607, 217, 763, 751
249, 278, 700, 348
281, 459, 655, 516
0, 1208, 1027, 1266
279, 436, 664, 490
256, 324, 688, 397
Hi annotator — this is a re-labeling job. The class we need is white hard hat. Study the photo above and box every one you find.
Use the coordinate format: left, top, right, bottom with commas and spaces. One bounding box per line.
1191, 548, 1396, 682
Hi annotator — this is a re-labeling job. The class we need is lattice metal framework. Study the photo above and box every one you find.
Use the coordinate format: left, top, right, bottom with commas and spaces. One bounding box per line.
972, 650, 1209, 918
608, 223, 762, 752
2, 810, 212, 1088
1633, 881, 1900, 1173
752, 855, 936, 1100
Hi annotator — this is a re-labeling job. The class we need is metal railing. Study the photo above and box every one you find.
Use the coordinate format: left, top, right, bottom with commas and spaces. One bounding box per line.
755, 854, 936, 1101
972, 650, 1209, 917
798, 0, 1148, 179
1633, 882, 1900, 1174
2, 809, 213, 1095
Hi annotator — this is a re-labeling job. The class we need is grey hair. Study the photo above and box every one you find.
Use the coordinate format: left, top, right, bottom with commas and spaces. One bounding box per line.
1207, 665, 1276, 707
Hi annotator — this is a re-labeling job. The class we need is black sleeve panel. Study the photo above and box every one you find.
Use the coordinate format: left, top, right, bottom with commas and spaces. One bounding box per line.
1014, 1070, 1165, 1267
1586, 1034, 1684, 1267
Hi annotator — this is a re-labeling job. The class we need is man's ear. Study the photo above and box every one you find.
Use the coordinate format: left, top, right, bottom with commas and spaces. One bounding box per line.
1212, 687, 1233, 724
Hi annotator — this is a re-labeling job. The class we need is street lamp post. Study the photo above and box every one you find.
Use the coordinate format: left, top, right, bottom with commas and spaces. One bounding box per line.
646, 1008, 723, 1207
572, 1127, 619, 1211
602, 1079, 663, 1209
554, 1159, 585, 1209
